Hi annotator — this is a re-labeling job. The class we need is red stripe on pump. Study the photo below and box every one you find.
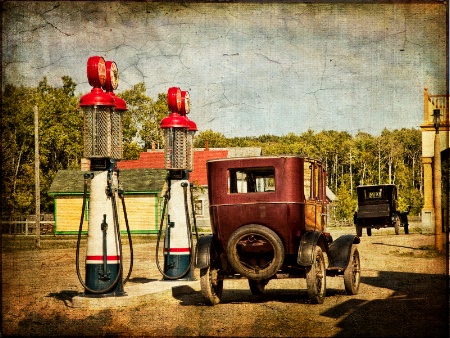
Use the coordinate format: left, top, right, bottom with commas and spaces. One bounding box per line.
163, 248, 190, 253
86, 255, 120, 261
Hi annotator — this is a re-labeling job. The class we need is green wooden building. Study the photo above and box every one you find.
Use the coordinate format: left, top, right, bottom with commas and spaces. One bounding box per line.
48, 169, 167, 234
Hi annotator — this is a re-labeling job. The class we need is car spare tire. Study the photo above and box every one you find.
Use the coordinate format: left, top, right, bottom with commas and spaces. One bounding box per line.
226, 224, 284, 280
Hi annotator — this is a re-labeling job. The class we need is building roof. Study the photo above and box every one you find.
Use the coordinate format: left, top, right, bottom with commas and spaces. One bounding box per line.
190, 149, 228, 185
118, 148, 229, 186
48, 169, 167, 195
326, 186, 337, 202
118, 150, 166, 170
227, 147, 262, 157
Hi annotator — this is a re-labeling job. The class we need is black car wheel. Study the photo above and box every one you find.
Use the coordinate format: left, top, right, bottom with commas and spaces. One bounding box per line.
227, 224, 284, 280
200, 261, 223, 306
306, 246, 326, 304
344, 245, 361, 295
356, 225, 362, 237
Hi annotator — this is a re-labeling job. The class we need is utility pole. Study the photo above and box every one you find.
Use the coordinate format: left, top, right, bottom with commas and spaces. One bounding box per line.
34, 106, 40, 249
378, 147, 381, 184
432, 109, 442, 252
349, 149, 353, 196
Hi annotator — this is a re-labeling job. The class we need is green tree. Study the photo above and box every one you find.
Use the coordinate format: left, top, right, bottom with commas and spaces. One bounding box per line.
1, 77, 82, 217
123, 142, 143, 160
379, 128, 404, 184
118, 84, 168, 155
353, 132, 378, 186
194, 130, 229, 148
335, 184, 357, 220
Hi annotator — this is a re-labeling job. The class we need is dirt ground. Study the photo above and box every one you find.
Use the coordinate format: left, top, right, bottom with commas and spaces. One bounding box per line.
1, 223, 448, 337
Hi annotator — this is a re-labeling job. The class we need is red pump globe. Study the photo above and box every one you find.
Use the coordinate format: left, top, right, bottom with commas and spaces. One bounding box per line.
86, 56, 107, 88
103, 61, 119, 92
180, 91, 190, 115
103, 61, 127, 111
167, 87, 181, 112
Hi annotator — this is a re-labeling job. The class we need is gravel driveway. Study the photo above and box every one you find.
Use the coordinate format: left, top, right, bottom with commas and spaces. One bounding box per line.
2, 224, 448, 337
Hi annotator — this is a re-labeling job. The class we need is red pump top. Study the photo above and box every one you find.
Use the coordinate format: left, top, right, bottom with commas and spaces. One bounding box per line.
80, 56, 114, 107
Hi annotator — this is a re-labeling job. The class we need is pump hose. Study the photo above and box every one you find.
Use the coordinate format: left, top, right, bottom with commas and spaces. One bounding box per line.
110, 192, 125, 286
75, 175, 122, 294
189, 183, 199, 241
119, 192, 133, 284
155, 181, 198, 280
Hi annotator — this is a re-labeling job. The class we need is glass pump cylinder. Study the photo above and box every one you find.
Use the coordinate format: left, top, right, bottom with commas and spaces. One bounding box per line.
186, 120, 197, 171
82, 105, 123, 159
163, 127, 188, 170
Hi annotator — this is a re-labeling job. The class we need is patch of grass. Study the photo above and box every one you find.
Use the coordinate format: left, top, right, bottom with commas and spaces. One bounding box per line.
390, 245, 441, 259
416, 245, 440, 258
2, 235, 80, 252
1, 234, 160, 253
396, 251, 415, 257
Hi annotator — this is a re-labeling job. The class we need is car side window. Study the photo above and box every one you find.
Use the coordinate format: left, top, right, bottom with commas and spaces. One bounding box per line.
304, 163, 312, 200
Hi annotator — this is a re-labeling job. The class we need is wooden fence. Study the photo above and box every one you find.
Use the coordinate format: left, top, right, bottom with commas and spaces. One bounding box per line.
1, 220, 54, 235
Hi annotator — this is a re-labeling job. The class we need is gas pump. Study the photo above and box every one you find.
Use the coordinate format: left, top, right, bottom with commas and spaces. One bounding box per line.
156, 87, 198, 280
75, 56, 132, 296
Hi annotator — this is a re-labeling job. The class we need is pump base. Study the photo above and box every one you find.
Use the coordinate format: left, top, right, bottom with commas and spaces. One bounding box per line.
85, 263, 125, 295
81, 291, 127, 298
162, 276, 196, 282
163, 254, 195, 281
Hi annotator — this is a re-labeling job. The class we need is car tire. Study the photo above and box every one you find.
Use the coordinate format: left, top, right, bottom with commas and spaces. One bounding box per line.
226, 224, 284, 280
344, 245, 360, 295
200, 261, 223, 306
356, 225, 362, 237
306, 246, 326, 304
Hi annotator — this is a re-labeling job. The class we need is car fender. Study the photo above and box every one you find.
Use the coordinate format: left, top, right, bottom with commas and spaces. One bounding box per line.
195, 234, 214, 269
297, 231, 329, 266
327, 234, 360, 269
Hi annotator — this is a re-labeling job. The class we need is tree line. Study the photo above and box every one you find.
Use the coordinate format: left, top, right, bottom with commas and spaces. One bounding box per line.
1, 77, 423, 220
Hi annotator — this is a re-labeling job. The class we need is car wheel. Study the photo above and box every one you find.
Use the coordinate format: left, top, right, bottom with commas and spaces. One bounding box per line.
356, 225, 362, 237
200, 262, 223, 306
306, 246, 326, 304
344, 245, 360, 295
249, 279, 268, 296
227, 225, 284, 280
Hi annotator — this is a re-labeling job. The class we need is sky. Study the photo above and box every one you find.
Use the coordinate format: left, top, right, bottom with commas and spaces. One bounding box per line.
2, 1, 447, 137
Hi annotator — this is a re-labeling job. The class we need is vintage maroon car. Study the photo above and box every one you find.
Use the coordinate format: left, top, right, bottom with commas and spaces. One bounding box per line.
195, 156, 360, 305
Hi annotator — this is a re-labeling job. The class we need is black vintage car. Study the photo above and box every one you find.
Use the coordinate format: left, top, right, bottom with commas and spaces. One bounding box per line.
354, 184, 403, 237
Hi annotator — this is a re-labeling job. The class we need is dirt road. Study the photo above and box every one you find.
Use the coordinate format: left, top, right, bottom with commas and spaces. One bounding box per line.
2, 225, 448, 337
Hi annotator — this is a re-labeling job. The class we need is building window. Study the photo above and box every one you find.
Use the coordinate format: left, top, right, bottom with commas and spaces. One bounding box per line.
195, 199, 204, 217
